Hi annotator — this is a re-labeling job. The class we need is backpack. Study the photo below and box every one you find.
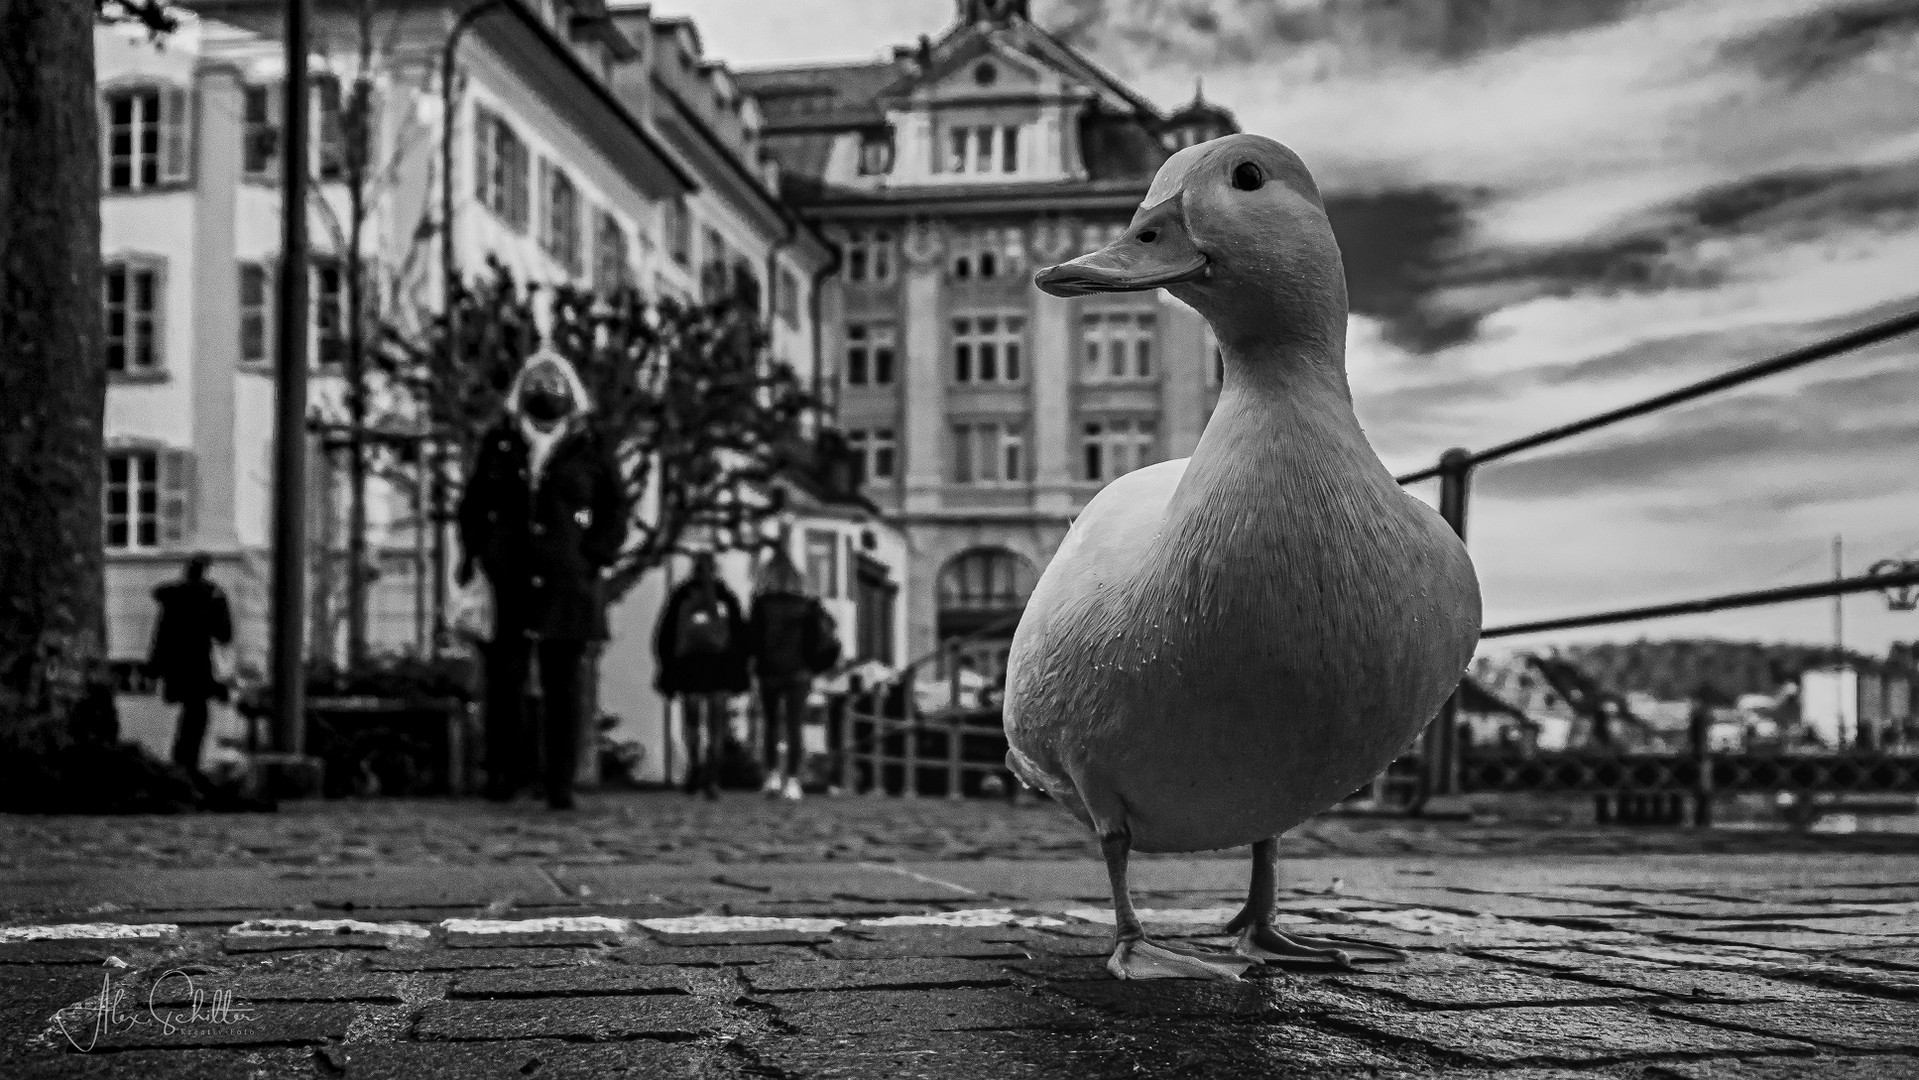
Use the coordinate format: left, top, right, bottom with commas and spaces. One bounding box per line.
801, 600, 842, 674
675, 586, 733, 658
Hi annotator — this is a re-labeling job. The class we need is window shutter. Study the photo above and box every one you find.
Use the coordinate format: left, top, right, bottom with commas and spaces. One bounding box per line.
158, 448, 195, 546
472, 105, 492, 207
161, 85, 191, 183
146, 256, 168, 374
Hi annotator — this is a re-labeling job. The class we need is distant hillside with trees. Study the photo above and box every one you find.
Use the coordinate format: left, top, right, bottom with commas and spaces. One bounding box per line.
1522, 639, 1917, 704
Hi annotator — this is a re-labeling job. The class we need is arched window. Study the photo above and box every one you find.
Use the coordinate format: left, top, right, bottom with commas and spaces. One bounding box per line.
937, 548, 1037, 638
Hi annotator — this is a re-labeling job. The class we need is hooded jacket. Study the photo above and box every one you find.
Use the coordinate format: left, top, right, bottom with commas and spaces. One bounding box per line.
457, 352, 626, 642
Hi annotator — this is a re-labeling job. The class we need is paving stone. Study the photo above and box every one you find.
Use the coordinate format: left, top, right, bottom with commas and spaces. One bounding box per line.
1657, 999, 1919, 1052
745, 958, 1015, 992
0, 941, 117, 965
142, 971, 415, 1004
770, 986, 1091, 1035
366, 948, 597, 971
1018, 934, 1111, 958
1329, 968, 1655, 1008
1004, 955, 1111, 982
1099, 1019, 1422, 1079
1046, 977, 1301, 1023
1648, 1055, 1919, 1079
1660, 928, 1887, 952
335, 1037, 720, 1079
414, 996, 720, 1041
1473, 948, 1872, 1003
47, 998, 359, 1050
449, 966, 689, 998
607, 943, 819, 966
820, 933, 1033, 960
222, 932, 399, 953
443, 930, 633, 949
1838, 946, 1919, 970
1746, 914, 1919, 937
1333, 1005, 1814, 1064
1394, 890, 1636, 920
644, 928, 835, 947
0, 1047, 317, 1079
745, 1030, 1125, 1080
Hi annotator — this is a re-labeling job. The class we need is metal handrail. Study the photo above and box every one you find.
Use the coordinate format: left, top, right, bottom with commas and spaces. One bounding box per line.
1483, 565, 1919, 639
1395, 307, 1919, 485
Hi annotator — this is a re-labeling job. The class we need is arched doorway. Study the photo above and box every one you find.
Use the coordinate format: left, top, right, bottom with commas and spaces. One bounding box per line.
937, 547, 1037, 640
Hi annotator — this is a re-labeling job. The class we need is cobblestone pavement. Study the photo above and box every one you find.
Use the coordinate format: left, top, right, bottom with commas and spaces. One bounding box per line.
4, 791, 1918, 869
6, 795, 1919, 1077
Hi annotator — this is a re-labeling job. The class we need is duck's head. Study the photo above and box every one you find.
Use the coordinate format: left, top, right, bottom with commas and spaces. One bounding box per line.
1035, 133, 1346, 353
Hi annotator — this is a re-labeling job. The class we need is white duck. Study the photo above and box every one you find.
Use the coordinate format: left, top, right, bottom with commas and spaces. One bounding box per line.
1005, 134, 1482, 981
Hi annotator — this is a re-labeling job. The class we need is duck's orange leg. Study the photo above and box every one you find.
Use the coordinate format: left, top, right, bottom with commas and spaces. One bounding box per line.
1226, 838, 1407, 967
1102, 831, 1252, 981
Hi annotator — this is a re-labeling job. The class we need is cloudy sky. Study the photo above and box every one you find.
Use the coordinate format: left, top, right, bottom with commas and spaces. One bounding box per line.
658, 0, 1919, 658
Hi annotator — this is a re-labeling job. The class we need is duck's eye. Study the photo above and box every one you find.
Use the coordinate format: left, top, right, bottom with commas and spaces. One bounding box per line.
1231, 162, 1265, 191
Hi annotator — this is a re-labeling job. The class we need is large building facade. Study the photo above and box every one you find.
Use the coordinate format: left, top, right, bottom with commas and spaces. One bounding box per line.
95, 0, 907, 780
740, 0, 1236, 666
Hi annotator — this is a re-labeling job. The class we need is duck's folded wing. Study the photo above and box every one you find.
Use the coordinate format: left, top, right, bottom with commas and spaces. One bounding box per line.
1048, 457, 1190, 573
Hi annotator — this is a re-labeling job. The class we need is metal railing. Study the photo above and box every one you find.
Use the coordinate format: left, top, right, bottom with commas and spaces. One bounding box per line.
1391, 306, 1919, 802
828, 308, 1919, 802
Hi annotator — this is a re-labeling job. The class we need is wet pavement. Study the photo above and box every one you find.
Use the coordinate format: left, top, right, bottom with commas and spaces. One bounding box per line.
5, 792, 1919, 1078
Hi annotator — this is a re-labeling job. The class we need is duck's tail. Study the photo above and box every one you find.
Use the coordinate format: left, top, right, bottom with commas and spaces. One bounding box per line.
1005, 746, 1096, 833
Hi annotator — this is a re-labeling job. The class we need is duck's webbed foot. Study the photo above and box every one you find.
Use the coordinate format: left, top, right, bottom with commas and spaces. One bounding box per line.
1101, 830, 1249, 982
1228, 838, 1407, 969
1232, 922, 1406, 968
1110, 935, 1253, 981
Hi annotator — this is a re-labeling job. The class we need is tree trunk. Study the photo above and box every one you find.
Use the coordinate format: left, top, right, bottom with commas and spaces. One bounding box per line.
0, 0, 108, 718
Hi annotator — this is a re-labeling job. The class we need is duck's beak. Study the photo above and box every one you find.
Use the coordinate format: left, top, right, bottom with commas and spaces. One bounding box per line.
1034, 192, 1207, 297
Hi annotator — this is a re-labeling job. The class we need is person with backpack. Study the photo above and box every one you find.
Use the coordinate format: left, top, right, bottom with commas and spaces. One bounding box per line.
654, 552, 749, 799
745, 551, 841, 800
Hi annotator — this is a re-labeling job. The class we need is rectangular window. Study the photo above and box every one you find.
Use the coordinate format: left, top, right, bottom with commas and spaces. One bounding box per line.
238, 263, 269, 363
313, 259, 344, 367
1001, 124, 1020, 172
474, 105, 530, 231
664, 197, 691, 266
952, 423, 1024, 484
804, 529, 839, 599
776, 267, 801, 325
539, 160, 582, 275
846, 323, 897, 387
103, 88, 161, 191
951, 313, 1025, 384
103, 450, 160, 550
316, 77, 346, 181
846, 427, 899, 482
870, 427, 897, 480
973, 125, 993, 173
593, 209, 630, 294
242, 84, 280, 178
1001, 425, 1024, 482
1082, 419, 1158, 482
845, 324, 868, 385
1081, 311, 1159, 381
102, 261, 162, 373
843, 228, 894, 284
948, 127, 968, 174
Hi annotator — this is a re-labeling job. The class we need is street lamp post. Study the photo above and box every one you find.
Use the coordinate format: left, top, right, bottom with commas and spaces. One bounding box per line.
269, 0, 312, 754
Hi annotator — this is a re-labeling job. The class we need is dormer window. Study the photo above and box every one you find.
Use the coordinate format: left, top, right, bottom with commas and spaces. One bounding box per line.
858, 131, 894, 176
942, 124, 1021, 175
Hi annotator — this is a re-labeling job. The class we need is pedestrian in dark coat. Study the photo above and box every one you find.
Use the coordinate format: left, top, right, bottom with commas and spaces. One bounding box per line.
147, 553, 233, 775
654, 552, 748, 799
746, 551, 834, 800
457, 351, 626, 810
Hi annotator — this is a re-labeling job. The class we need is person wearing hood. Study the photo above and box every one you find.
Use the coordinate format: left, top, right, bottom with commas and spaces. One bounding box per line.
745, 550, 838, 800
146, 553, 234, 776
457, 350, 625, 810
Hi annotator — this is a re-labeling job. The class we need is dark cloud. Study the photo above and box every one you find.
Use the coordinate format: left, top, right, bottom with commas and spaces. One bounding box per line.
1044, 0, 1650, 68
1723, 0, 1919, 86
1325, 186, 1484, 351
1473, 400, 1919, 502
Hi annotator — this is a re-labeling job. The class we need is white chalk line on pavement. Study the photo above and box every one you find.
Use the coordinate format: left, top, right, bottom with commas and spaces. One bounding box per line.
229, 918, 433, 938
859, 861, 983, 897
0, 923, 179, 942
